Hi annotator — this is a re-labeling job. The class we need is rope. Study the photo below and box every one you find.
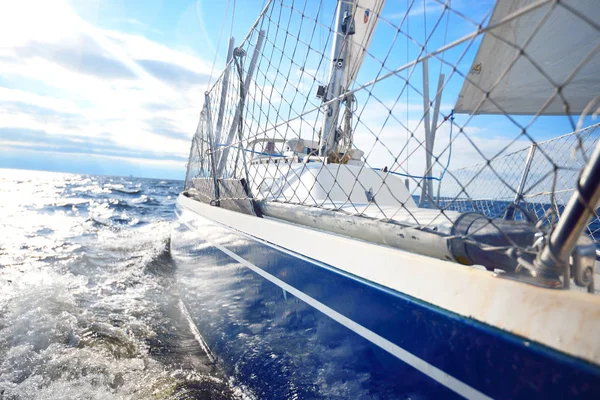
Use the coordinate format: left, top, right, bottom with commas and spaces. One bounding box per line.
203, 0, 233, 91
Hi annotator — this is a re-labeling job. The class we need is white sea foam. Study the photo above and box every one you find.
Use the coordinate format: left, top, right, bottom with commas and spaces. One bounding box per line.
0, 169, 242, 399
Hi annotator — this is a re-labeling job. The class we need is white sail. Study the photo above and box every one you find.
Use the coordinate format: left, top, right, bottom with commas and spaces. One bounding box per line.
455, 0, 600, 115
345, 0, 386, 89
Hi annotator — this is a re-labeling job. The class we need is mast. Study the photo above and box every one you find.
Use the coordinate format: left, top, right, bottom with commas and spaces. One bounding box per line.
318, 0, 386, 158
319, 0, 354, 157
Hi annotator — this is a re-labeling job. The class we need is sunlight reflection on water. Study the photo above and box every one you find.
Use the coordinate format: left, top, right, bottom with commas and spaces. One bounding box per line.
0, 169, 244, 400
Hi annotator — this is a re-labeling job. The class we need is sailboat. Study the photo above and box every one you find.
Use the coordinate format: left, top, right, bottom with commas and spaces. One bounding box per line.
171, 0, 600, 398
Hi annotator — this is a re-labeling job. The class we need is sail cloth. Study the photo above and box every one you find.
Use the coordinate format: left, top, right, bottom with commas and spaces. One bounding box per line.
454, 0, 600, 115
344, 0, 386, 90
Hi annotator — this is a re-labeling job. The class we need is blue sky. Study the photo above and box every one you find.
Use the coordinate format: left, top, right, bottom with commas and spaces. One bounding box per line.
0, 0, 595, 180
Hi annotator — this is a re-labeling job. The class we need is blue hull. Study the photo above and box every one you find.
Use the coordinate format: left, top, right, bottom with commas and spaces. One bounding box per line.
171, 205, 600, 399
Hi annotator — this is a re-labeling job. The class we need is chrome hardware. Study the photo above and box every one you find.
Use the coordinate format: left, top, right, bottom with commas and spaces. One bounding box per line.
233, 47, 246, 58
341, 11, 355, 35
534, 140, 600, 290
572, 236, 596, 292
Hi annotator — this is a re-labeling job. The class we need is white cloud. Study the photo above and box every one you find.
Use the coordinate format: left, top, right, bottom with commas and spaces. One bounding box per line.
0, 0, 214, 177
115, 18, 163, 35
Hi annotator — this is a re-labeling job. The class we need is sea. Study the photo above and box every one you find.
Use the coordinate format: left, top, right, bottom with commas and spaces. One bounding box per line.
2, 168, 599, 400
0, 169, 242, 400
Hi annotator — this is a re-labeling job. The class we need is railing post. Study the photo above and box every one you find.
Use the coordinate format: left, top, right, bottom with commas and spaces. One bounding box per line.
205, 92, 220, 204
419, 58, 431, 208
184, 135, 196, 189
429, 73, 445, 208
215, 36, 236, 147
216, 30, 265, 177
505, 143, 536, 220
534, 140, 600, 283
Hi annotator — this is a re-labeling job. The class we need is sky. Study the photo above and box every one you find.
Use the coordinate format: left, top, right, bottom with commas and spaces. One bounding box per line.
0, 0, 264, 179
0, 0, 596, 181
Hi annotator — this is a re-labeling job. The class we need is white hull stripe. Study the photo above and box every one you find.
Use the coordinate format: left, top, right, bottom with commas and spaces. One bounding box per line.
197, 228, 492, 400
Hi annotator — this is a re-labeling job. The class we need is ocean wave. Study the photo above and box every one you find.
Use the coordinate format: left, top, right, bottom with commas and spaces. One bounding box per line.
111, 187, 142, 195
0, 170, 237, 399
104, 183, 142, 195
106, 198, 135, 211
143, 237, 174, 277
51, 198, 90, 209
89, 215, 111, 227
132, 194, 161, 206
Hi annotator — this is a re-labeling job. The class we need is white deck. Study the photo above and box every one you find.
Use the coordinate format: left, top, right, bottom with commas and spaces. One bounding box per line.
249, 161, 461, 233
249, 162, 416, 208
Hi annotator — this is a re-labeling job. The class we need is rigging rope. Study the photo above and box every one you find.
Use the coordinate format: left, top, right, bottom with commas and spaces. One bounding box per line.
204, 0, 233, 91
391, 110, 454, 182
